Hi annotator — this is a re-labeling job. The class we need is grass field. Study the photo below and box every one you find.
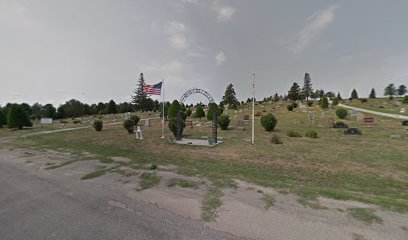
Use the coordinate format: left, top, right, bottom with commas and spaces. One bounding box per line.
2, 101, 407, 213
344, 98, 408, 116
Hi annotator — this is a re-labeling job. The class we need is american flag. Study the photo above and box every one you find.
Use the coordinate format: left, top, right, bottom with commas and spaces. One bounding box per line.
143, 82, 162, 95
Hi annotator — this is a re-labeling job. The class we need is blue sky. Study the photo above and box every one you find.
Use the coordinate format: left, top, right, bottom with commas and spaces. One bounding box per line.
1, 0, 407, 105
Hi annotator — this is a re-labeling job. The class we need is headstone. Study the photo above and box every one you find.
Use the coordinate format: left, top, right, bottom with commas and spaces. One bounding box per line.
243, 115, 250, 124
40, 118, 53, 124
135, 126, 144, 140
145, 119, 152, 127
344, 128, 362, 135
400, 108, 406, 113
124, 112, 131, 120
211, 112, 217, 144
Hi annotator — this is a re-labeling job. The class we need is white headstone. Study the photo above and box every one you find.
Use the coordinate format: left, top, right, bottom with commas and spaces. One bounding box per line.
401, 108, 406, 113
40, 118, 53, 124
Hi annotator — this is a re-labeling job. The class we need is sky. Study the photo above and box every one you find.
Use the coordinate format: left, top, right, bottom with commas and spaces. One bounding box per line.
1, 0, 408, 106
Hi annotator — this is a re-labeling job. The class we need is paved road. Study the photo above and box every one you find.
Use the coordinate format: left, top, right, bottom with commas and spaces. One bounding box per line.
0, 149, 247, 240
338, 103, 408, 120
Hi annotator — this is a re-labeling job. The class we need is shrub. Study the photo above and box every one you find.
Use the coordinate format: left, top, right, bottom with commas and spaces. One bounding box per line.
217, 115, 230, 130
287, 105, 294, 112
306, 101, 313, 107
129, 115, 140, 126
255, 112, 262, 117
93, 119, 103, 131
360, 98, 368, 103
292, 102, 298, 108
123, 119, 135, 133
73, 119, 81, 124
168, 118, 186, 138
260, 114, 278, 132
168, 100, 182, 119
305, 130, 318, 138
7, 104, 32, 129
0, 109, 6, 128
270, 134, 282, 144
186, 108, 192, 117
333, 121, 348, 128
194, 105, 205, 119
287, 130, 301, 137
336, 108, 348, 119
332, 97, 339, 106
402, 95, 408, 104
207, 103, 219, 120
320, 97, 329, 109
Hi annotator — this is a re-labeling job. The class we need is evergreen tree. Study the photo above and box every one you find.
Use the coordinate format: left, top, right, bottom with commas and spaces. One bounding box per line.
384, 84, 397, 99
0, 108, 6, 128
320, 96, 329, 109
273, 93, 280, 102
42, 104, 56, 119
31, 103, 43, 120
159, 101, 171, 119
107, 100, 117, 114
195, 105, 205, 120
397, 85, 407, 96
222, 84, 239, 108
351, 89, 359, 99
207, 103, 219, 120
287, 82, 301, 101
369, 88, 376, 99
168, 100, 182, 120
7, 104, 32, 129
132, 73, 149, 111
336, 92, 342, 100
301, 73, 313, 101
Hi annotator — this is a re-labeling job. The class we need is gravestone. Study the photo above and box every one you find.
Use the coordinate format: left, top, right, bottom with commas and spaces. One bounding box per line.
124, 112, 131, 120
40, 118, 53, 125
211, 112, 217, 144
236, 120, 245, 131
243, 115, 250, 124
145, 119, 152, 127
135, 126, 144, 140
400, 108, 406, 113
344, 128, 362, 135
308, 111, 316, 125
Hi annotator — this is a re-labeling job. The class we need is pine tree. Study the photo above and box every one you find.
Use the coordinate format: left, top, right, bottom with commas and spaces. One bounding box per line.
397, 85, 407, 96
336, 92, 342, 100
107, 100, 117, 114
132, 73, 149, 111
369, 88, 376, 99
7, 104, 32, 129
42, 104, 56, 119
0, 108, 6, 128
384, 84, 397, 99
351, 89, 359, 99
301, 73, 313, 101
168, 100, 182, 120
222, 84, 239, 108
287, 82, 301, 101
195, 105, 205, 120
320, 96, 329, 109
273, 93, 280, 102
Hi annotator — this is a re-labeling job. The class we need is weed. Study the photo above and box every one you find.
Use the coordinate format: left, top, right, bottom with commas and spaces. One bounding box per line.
168, 178, 199, 189
348, 208, 383, 224
81, 169, 107, 180
262, 194, 275, 209
202, 186, 223, 221
137, 172, 161, 191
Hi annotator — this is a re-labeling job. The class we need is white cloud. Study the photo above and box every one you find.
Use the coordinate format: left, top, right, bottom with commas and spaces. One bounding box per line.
164, 21, 188, 49
140, 60, 183, 74
214, 4, 235, 22
215, 51, 226, 65
290, 4, 340, 54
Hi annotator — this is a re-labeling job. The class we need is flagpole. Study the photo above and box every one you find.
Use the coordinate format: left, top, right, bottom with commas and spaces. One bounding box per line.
251, 73, 255, 145
161, 78, 165, 139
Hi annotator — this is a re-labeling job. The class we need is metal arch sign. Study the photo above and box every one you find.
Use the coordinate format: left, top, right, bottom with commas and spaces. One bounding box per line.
179, 88, 215, 104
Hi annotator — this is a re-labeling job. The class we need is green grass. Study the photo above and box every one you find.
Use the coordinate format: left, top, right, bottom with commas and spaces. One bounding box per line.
202, 186, 223, 221
262, 194, 276, 209
168, 178, 200, 189
348, 208, 383, 224
138, 172, 161, 191
344, 98, 408, 116
6, 101, 408, 213
81, 169, 107, 180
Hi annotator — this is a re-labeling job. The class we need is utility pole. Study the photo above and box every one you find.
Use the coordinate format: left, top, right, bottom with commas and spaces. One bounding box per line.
251, 73, 255, 145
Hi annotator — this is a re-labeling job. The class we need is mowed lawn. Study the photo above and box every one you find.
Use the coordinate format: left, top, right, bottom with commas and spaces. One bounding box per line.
344, 98, 408, 116
3, 101, 408, 212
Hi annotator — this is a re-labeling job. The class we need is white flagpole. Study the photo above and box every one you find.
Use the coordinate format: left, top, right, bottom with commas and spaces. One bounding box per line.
251, 73, 255, 145
161, 78, 165, 139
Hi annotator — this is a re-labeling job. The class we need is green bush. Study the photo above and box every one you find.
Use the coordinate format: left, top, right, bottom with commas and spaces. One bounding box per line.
333, 121, 348, 128
0, 109, 6, 128
194, 105, 205, 119
402, 95, 408, 104
260, 114, 277, 132
168, 118, 186, 137
305, 130, 318, 138
129, 115, 140, 126
287, 105, 294, 112
7, 104, 32, 129
168, 100, 182, 119
123, 119, 135, 133
207, 103, 219, 120
93, 119, 103, 131
320, 97, 329, 109
270, 134, 282, 144
306, 101, 313, 107
336, 108, 348, 119
292, 102, 298, 108
217, 115, 230, 130
360, 98, 368, 103
287, 130, 301, 137
186, 108, 192, 117
332, 97, 339, 106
